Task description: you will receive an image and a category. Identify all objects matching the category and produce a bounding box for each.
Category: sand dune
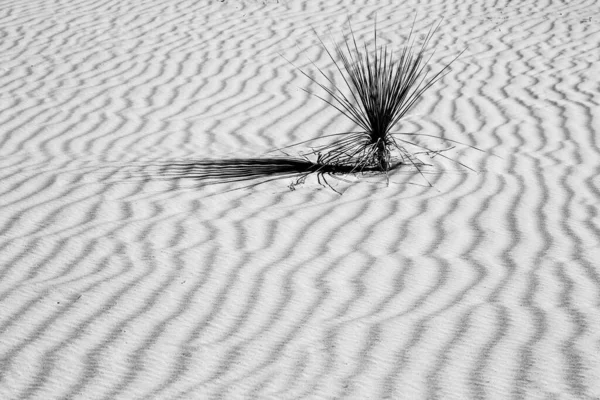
[1,0,600,399]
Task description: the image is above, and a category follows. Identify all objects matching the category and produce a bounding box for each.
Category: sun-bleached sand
[1,0,600,399]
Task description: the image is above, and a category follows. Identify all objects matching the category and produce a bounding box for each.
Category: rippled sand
[1,0,600,399]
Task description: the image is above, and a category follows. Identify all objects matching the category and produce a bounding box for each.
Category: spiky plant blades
[293,19,465,174]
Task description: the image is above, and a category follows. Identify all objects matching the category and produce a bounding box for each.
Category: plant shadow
[136,156,406,193]
[159,157,316,184]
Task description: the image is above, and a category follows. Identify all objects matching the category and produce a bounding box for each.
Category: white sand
[1,0,600,398]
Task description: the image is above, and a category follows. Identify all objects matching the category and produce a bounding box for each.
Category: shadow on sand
[150,156,403,192]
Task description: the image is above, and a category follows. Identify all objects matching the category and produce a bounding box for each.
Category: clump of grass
[159,19,484,195]
[279,18,479,185]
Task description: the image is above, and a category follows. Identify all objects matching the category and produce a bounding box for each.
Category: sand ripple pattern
[1,0,600,399]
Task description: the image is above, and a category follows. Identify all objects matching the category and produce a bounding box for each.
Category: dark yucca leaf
[291,19,465,173]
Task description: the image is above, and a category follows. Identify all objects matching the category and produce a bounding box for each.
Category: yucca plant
[177,20,482,194]
[282,19,475,179]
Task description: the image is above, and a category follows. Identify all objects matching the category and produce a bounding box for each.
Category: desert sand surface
[1,0,600,399]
